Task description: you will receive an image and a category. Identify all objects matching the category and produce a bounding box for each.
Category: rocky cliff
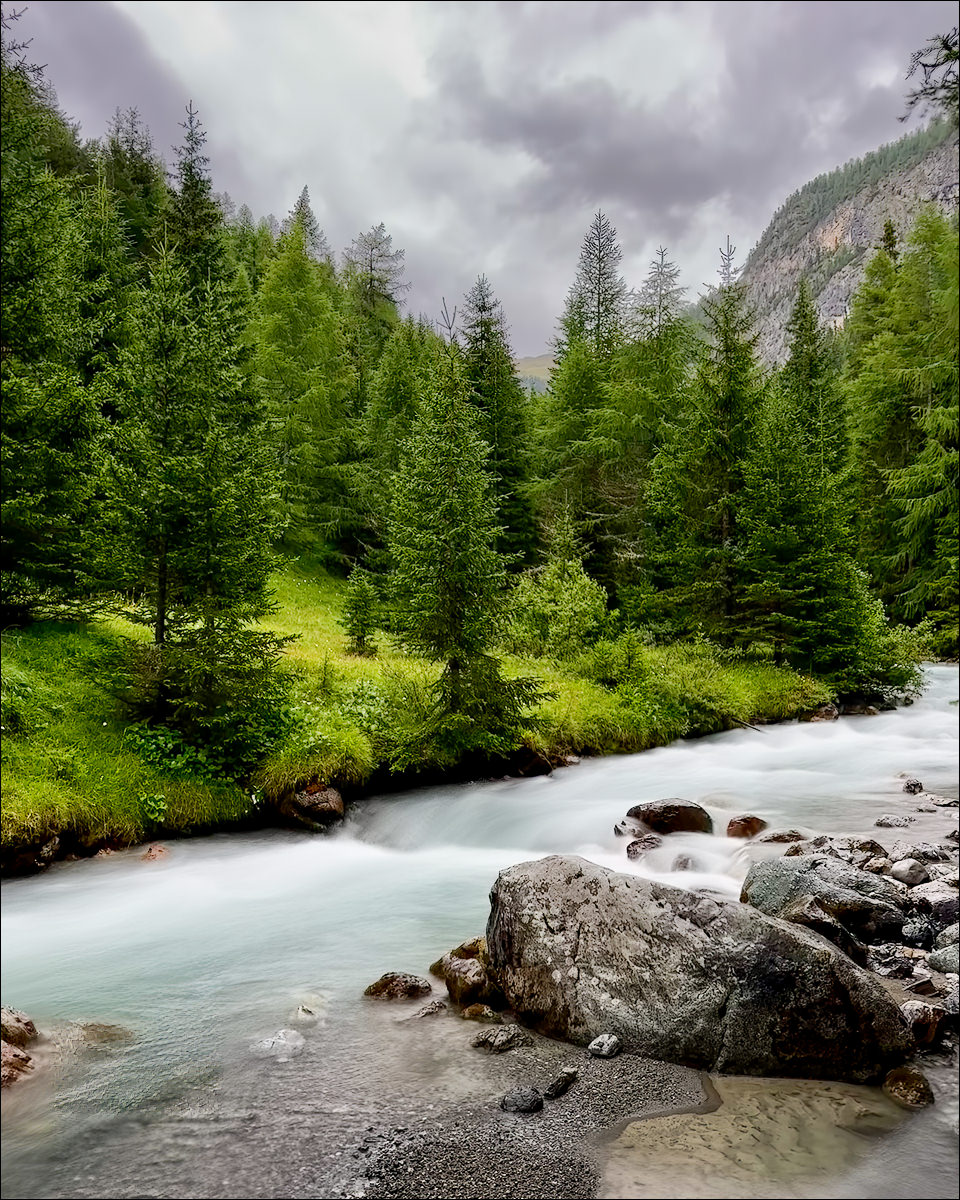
[741,121,959,364]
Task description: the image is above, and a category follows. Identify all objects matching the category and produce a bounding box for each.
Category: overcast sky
[15,0,957,354]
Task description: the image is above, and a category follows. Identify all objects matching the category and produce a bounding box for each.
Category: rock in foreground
[363,972,432,1001]
[485,856,912,1083]
[1,1008,39,1089]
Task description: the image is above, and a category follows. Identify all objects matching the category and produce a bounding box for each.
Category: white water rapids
[1,664,957,1199]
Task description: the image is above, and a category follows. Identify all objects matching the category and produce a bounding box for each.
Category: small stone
[754,829,807,844]
[500,1087,543,1113]
[407,999,447,1020]
[251,1028,306,1061]
[291,1005,319,1026]
[926,794,958,808]
[140,844,168,861]
[461,1004,501,1023]
[900,1000,943,1045]
[472,1024,530,1053]
[587,1033,622,1058]
[363,973,432,1001]
[626,834,661,860]
[875,815,914,829]
[863,856,891,874]
[928,944,960,975]
[890,859,930,887]
[726,815,768,839]
[543,1066,578,1100]
[672,854,695,871]
[902,778,924,795]
[882,1065,935,1110]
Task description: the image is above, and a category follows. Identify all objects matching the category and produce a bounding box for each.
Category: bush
[342,569,378,655]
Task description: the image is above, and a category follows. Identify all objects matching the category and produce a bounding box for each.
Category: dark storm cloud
[13,1,959,352]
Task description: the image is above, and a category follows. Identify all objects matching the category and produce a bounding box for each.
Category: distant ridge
[741,120,959,363]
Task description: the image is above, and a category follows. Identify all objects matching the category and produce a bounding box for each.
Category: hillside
[516,353,553,392]
[741,120,959,363]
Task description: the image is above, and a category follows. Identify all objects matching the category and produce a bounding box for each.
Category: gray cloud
[16,0,959,353]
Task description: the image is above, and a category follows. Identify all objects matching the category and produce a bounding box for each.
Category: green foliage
[342,569,378,655]
[505,512,609,657]
[557,210,626,360]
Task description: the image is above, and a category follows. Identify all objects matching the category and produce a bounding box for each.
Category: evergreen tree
[388,340,539,755]
[1,29,102,620]
[75,169,136,385]
[780,278,844,476]
[227,204,277,294]
[557,210,626,361]
[283,185,331,263]
[169,103,227,292]
[251,214,349,540]
[102,107,168,266]
[460,276,536,564]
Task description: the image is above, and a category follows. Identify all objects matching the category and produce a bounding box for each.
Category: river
[2,664,957,1199]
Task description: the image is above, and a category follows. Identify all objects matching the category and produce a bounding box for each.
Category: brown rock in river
[1,1008,38,1050]
[362,972,432,1000]
[882,1065,935,1110]
[278,785,344,830]
[727,815,768,839]
[625,798,713,835]
[140,844,168,861]
[1,1040,34,1089]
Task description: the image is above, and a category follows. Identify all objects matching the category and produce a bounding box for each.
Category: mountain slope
[741,121,959,363]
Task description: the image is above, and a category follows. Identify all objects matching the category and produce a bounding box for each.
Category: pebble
[587,1033,621,1058]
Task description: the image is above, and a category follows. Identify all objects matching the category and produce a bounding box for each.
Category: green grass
[1,555,831,856]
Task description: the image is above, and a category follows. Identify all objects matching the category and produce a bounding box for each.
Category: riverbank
[1,554,836,874]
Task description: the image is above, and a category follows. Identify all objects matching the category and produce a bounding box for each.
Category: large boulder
[625,798,713,835]
[741,855,905,941]
[485,855,911,1083]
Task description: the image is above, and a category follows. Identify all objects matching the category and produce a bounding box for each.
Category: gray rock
[500,1087,543,1113]
[890,858,930,887]
[900,1000,943,1045]
[778,894,867,963]
[252,1028,305,1061]
[925,793,958,808]
[901,918,938,949]
[671,854,696,872]
[909,881,960,928]
[471,1023,530,1054]
[485,855,912,1082]
[882,1065,935,1110]
[430,937,501,1007]
[741,854,906,941]
[875,815,915,829]
[363,972,433,1001]
[587,1033,622,1058]
[408,999,447,1020]
[928,944,960,975]
[625,798,713,835]
[543,1066,578,1099]
[863,857,892,874]
[901,778,924,795]
[935,922,959,949]
[754,829,807,844]
[889,841,950,863]
[799,703,839,722]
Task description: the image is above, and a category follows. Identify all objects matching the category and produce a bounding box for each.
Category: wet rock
[251,1028,305,1062]
[1,1041,34,1089]
[889,841,950,863]
[543,1066,578,1099]
[291,1004,319,1026]
[486,856,912,1082]
[587,1033,622,1058]
[890,858,930,887]
[902,778,924,795]
[909,881,960,928]
[625,798,713,836]
[614,820,644,838]
[755,829,807,844]
[882,1065,935,1110]
[472,1024,530,1053]
[875,815,914,829]
[511,747,552,778]
[671,854,697,872]
[1,1008,38,1050]
[277,784,344,831]
[741,855,906,942]
[726,815,768,839]
[779,894,867,964]
[363,972,432,1001]
[901,918,938,949]
[928,944,960,975]
[626,834,661,860]
[841,702,880,716]
[900,1000,943,1046]
[140,843,168,861]
[500,1087,543,1113]
[461,1004,501,1023]
[407,999,447,1020]
[926,793,958,808]
[935,922,959,949]
[799,703,839,722]
[431,938,500,1007]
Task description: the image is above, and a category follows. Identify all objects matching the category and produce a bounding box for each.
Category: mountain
[741,121,959,363]
[515,353,553,393]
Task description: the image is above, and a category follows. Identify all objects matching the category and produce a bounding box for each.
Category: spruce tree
[461,275,536,564]
[388,340,539,757]
[557,210,626,361]
[169,102,227,291]
[780,279,844,476]
[102,107,168,268]
[283,185,331,264]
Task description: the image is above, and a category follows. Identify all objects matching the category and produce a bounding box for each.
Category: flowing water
[2,664,958,1199]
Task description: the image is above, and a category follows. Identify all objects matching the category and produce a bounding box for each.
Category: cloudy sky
[16,0,957,353]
